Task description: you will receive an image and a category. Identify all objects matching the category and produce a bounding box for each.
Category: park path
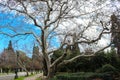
[24,73,43,80]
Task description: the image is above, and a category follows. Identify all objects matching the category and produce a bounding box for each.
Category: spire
[32,45,39,60]
[8,40,13,50]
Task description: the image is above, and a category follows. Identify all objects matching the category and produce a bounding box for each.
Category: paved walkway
[24,73,43,80]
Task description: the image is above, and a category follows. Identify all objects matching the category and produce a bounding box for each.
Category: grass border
[15,74,36,80]
[35,77,41,80]
[14,76,25,80]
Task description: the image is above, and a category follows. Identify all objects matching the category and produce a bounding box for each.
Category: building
[0,41,17,70]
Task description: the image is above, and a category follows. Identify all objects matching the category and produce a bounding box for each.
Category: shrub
[51,72,99,80]
[101,64,117,73]
[95,64,118,80]
[50,71,119,80]
[89,73,114,80]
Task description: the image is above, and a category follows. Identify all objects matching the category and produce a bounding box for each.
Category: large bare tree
[0,0,118,79]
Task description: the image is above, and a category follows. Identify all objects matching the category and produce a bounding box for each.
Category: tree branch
[50,51,67,68]
[77,28,104,44]
[46,1,68,27]
[58,43,111,67]
[0,32,32,38]
[5,3,43,30]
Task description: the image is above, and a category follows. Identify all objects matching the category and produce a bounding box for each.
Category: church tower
[32,44,39,60]
[8,40,13,51]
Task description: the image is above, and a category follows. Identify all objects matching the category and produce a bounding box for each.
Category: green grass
[0,73,13,76]
[0,73,6,75]
[35,77,41,80]
[15,73,38,80]
[15,76,25,80]
[15,74,34,80]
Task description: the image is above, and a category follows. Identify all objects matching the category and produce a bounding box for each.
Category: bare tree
[0,0,117,79]
[111,13,120,56]
[16,50,31,76]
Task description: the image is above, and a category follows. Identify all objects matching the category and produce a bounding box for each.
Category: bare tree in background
[0,0,117,79]
[111,13,120,56]
[16,50,31,76]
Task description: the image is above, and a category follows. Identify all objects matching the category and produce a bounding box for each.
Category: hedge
[50,72,115,80]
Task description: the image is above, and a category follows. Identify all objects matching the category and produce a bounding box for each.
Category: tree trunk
[42,68,54,80]
[43,57,48,76]
[42,65,57,80]
[117,43,120,57]
[26,71,29,76]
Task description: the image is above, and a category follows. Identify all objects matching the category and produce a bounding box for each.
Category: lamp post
[14,51,19,79]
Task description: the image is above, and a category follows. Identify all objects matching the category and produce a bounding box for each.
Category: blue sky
[0,12,36,54]
[0,12,60,55]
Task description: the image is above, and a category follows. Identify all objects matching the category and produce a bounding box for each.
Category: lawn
[36,77,42,80]
[15,76,25,80]
[15,74,35,80]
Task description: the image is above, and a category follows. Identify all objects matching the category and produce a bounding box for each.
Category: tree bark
[43,57,48,76]
[26,71,29,76]
[44,67,55,80]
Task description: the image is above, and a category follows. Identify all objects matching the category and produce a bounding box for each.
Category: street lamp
[14,51,19,79]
